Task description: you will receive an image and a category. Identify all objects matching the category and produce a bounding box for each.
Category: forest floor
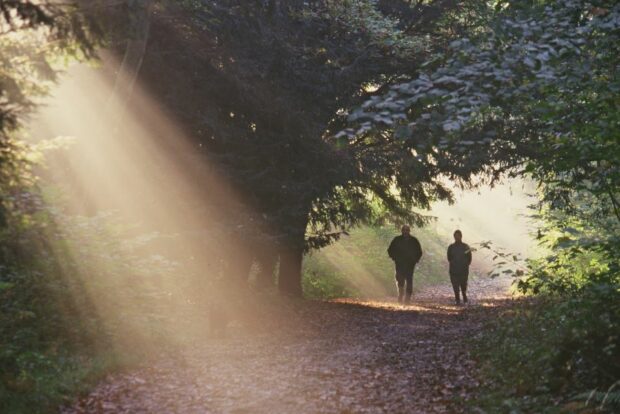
[61,276,514,414]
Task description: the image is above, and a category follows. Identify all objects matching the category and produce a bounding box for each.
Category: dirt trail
[63,276,514,413]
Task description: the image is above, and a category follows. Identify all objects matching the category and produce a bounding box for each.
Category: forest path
[63,276,513,414]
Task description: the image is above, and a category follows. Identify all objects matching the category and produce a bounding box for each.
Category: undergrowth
[471,286,620,413]
[0,208,186,413]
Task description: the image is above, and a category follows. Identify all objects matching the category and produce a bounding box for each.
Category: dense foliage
[342,0,620,408]
[132,0,489,294]
[1,0,619,411]
[0,0,99,227]
[0,2,133,411]
[339,0,620,408]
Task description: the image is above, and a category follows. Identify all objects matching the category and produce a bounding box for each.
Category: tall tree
[135,0,478,295]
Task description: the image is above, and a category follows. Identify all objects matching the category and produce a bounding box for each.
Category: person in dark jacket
[387,225,423,304]
[447,229,472,305]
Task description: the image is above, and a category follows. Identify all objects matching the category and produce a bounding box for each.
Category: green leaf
[0,282,15,290]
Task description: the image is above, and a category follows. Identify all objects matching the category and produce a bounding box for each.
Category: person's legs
[450,273,461,304]
[395,272,405,303]
[404,273,413,304]
[461,273,469,303]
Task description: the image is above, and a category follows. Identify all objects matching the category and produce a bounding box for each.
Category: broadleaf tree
[134,0,484,295]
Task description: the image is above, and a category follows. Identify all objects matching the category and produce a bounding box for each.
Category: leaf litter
[62,276,512,413]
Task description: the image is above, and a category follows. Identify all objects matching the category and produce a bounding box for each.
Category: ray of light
[309,180,538,299]
[27,56,260,349]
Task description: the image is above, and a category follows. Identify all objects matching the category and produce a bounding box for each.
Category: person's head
[453,229,463,242]
[401,225,411,236]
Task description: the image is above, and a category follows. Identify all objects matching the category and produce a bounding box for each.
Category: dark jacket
[388,235,423,273]
[447,242,472,276]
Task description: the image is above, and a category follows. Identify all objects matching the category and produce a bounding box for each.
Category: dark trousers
[450,272,468,303]
[395,269,414,302]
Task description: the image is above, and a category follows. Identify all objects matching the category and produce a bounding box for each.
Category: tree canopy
[1,1,620,410]
[341,0,620,266]
[338,0,620,390]
[130,0,485,294]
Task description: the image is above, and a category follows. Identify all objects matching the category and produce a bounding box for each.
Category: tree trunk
[277,219,308,296]
[278,243,304,296]
[275,207,310,297]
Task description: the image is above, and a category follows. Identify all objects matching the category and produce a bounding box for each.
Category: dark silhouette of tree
[133,0,476,295]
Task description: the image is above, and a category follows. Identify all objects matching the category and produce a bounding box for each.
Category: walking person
[388,225,422,304]
[447,229,472,305]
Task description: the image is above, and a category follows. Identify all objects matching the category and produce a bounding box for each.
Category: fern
[576,381,620,410]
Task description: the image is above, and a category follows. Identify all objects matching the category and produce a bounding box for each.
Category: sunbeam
[26,57,264,351]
